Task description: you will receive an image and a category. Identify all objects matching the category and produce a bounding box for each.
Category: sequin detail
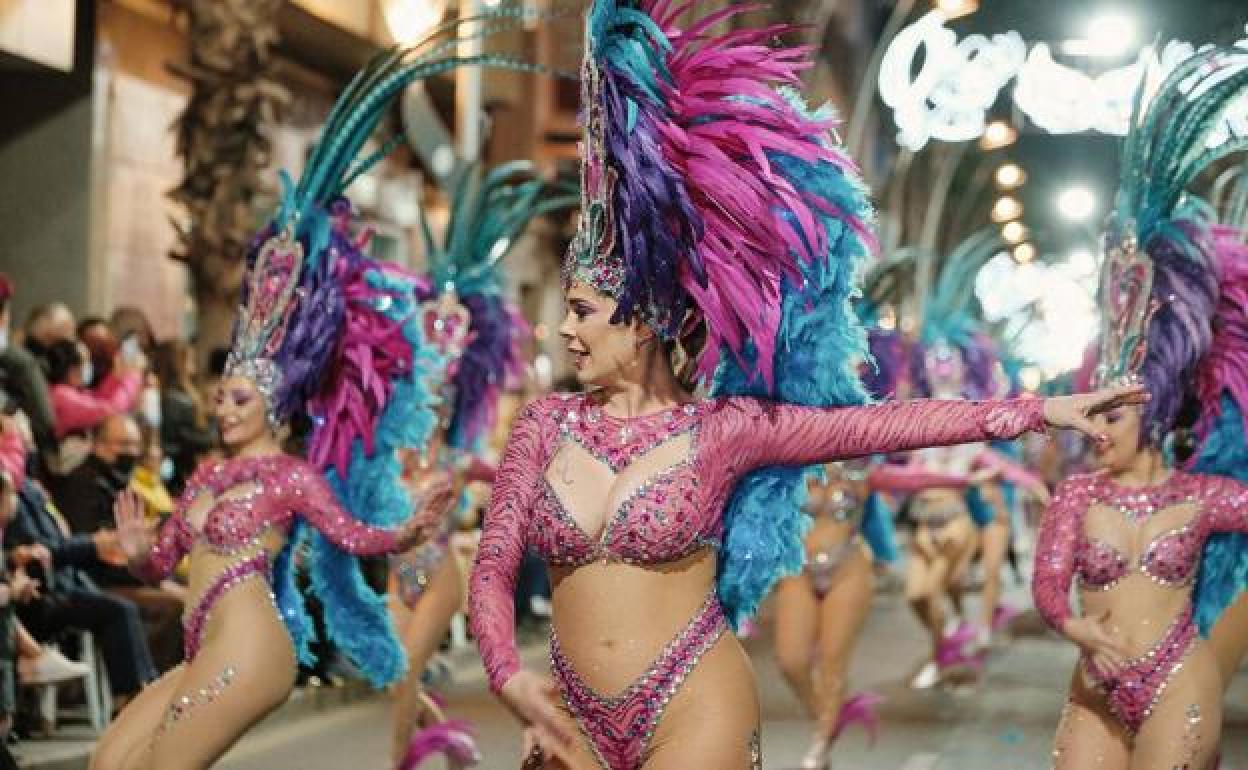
[390,529,451,608]
[159,665,237,733]
[183,553,272,661]
[1083,606,1196,734]
[551,594,727,770]
[805,540,859,599]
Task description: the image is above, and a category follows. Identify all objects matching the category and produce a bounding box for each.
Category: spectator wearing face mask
[47,414,184,670]
[21,303,75,367]
[151,340,214,495]
[129,423,174,520]
[44,338,142,440]
[0,277,55,462]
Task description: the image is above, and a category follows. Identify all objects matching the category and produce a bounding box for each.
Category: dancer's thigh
[1130,644,1222,770]
[645,635,760,770]
[773,575,819,675]
[817,549,873,669]
[1207,592,1248,685]
[147,585,297,770]
[89,666,184,770]
[979,520,1009,574]
[905,541,942,601]
[400,555,463,665]
[1052,669,1129,770]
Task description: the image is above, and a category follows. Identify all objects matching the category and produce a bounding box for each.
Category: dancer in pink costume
[391,163,572,770]
[774,458,969,769]
[1033,47,1248,770]
[468,4,1145,769]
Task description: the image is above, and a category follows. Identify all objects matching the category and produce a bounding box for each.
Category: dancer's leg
[1128,645,1222,770]
[88,666,183,770]
[391,554,464,763]
[1051,670,1129,770]
[773,574,820,716]
[905,533,947,656]
[1207,592,1248,685]
[978,519,1010,632]
[813,548,873,733]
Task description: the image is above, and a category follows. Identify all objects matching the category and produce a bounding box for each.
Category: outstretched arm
[716,397,1047,474]
[468,403,547,695]
[867,462,971,493]
[1201,475,1248,534]
[292,466,408,556]
[1031,478,1088,633]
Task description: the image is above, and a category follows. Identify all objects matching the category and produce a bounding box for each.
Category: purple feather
[447,293,527,449]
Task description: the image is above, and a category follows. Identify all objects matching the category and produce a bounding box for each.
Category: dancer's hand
[1064,612,1129,676]
[502,671,578,762]
[398,470,455,550]
[1043,384,1150,446]
[113,489,153,565]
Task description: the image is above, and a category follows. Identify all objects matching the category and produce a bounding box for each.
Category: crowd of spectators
[0,274,222,764]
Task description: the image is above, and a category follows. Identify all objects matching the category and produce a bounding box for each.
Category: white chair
[31,631,112,734]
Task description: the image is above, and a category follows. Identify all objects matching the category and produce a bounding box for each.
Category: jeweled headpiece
[564,0,877,387]
[418,162,575,448]
[1093,47,1248,438]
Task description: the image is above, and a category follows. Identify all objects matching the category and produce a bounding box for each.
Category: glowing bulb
[992,196,1023,223]
[1085,12,1136,58]
[382,0,448,44]
[1057,186,1097,221]
[980,120,1018,150]
[1002,221,1028,244]
[934,0,978,19]
[1014,243,1037,263]
[995,163,1026,189]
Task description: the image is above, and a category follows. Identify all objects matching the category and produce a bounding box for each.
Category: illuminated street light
[980,120,1018,151]
[1057,186,1098,221]
[1014,243,1037,263]
[934,0,978,19]
[1002,221,1028,244]
[995,163,1027,189]
[992,196,1023,224]
[382,0,449,44]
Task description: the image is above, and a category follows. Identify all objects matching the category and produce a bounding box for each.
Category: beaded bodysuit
[470,392,1046,770]
[136,455,402,680]
[1032,471,1248,733]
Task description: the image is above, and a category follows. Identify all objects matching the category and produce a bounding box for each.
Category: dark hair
[44,339,84,386]
[208,347,231,378]
[664,318,707,391]
[76,316,108,338]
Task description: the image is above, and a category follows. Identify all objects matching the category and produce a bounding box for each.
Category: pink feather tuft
[832,691,886,746]
[398,719,481,770]
[1194,225,1248,443]
[637,0,873,387]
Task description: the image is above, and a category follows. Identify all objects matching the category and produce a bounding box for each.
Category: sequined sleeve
[133,515,186,583]
[975,448,1049,497]
[867,463,970,493]
[289,464,402,556]
[1200,475,1248,533]
[469,401,548,695]
[1031,477,1089,632]
[711,397,1047,473]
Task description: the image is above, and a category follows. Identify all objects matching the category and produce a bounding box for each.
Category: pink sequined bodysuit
[135,455,403,661]
[1032,471,1248,733]
[470,393,1046,770]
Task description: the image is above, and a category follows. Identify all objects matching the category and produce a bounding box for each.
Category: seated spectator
[6,477,155,710]
[130,424,174,519]
[0,277,55,462]
[77,317,120,391]
[47,414,182,670]
[21,303,75,369]
[109,306,157,361]
[0,417,24,492]
[44,339,142,440]
[152,340,214,494]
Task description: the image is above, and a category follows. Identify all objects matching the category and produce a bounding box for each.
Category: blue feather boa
[861,492,899,564]
[1191,396,1248,635]
[272,268,443,687]
[710,144,873,628]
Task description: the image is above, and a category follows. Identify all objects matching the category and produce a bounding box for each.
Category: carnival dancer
[87,28,536,769]
[1033,47,1248,770]
[468,3,1146,769]
[392,163,574,770]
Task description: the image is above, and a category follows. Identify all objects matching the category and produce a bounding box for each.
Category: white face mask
[140,388,162,427]
[0,327,8,352]
[80,362,94,387]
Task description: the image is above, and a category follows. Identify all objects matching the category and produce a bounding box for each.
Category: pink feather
[1194,225,1248,442]
[832,691,886,745]
[398,719,481,770]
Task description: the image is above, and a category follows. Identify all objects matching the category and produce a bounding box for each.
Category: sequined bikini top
[527,398,716,566]
[1075,472,1205,590]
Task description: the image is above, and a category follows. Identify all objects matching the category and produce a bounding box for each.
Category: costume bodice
[136,454,402,582]
[1033,471,1248,630]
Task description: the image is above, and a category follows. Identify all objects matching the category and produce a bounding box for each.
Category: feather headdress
[225,19,540,687]
[416,162,576,450]
[563,0,876,389]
